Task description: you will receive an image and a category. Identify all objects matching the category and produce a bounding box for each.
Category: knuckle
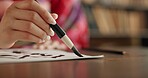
[25,22,33,31]
[42,9,49,20]
[41,32,46,39]
[29,11,37,20]
[26,0,34,8]
[42,9,47,15]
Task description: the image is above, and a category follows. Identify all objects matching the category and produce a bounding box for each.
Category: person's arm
[0,0,57,48]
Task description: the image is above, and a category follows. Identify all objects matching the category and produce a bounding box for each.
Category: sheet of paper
[0,49,104,63]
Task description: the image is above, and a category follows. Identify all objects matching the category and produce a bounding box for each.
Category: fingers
[14,0,56,24]
[0,0,59,48]
[11,8,53,36]
[11,1,57,36]
[11,30,43,43]
[11,20,47,40]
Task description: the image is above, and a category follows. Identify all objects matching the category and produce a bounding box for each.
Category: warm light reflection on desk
[0,47,148,78]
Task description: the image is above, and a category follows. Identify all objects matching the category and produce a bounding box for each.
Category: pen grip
[49,24,66,38]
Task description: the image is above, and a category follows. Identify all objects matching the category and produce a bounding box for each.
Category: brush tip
[71,46,83,57]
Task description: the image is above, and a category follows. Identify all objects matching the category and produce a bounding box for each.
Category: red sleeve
[50,0,73,26]
[49,0,89,49]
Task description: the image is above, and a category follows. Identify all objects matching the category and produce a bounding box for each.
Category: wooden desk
[0,47,148,78]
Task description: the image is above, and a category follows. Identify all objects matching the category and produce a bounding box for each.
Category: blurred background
[81,0,148,47]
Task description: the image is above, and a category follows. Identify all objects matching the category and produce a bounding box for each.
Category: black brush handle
[49,24,65,38]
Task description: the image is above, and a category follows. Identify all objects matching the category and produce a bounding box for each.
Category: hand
[33,39,67,50]
[0,0,58,48]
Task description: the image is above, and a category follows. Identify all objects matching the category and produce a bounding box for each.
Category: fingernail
[46,36,51,40]
[48,19,56,25]
[49,28,54,36]
[51,20,56,25]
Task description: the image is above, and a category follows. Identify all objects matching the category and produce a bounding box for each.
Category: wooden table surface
[0,47,148,78]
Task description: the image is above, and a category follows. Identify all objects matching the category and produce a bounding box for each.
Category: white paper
[0,49,104,63]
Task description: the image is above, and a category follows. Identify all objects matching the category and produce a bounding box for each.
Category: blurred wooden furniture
[82,0,148,47]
